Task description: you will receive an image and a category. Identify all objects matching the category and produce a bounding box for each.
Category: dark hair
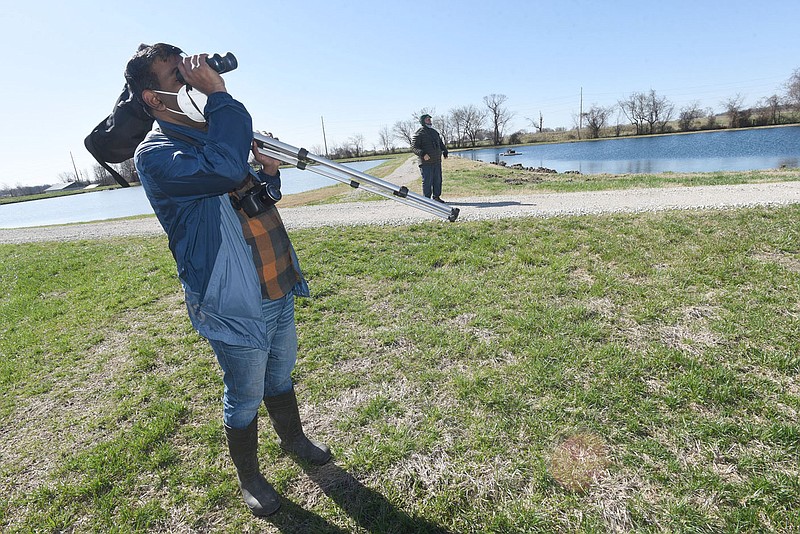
[124,43,183,99]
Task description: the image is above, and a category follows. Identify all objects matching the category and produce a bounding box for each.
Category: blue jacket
[134,92,308,350]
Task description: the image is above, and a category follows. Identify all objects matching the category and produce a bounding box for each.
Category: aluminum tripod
[253,132,460,222]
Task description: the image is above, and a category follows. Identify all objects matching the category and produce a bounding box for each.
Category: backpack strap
[84,132,130,188]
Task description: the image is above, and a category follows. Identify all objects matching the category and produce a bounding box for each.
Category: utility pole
[70,151,81,183]
[578,87,583,140]
[320,116,329,158]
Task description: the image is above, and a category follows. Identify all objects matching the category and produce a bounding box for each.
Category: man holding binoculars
[125,43,330,517]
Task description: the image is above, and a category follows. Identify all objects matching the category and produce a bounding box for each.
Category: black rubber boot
[224,417,281,516]
[264,388,332,465]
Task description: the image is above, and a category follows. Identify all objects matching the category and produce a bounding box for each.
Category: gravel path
[3,156,800,244]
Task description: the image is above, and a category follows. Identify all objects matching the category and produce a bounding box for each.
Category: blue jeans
[419,164,443,198]
[209,293,297,429]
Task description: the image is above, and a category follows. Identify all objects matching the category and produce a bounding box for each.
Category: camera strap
[158,125,258,212]
[228,174,260,209]
[157,126,202,148]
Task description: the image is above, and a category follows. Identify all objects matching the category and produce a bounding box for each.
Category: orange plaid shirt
[230,176,300,300]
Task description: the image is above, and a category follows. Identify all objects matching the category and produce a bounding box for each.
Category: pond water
[5,127,800,229]
[458,126,800,175]
[0,160,385,229]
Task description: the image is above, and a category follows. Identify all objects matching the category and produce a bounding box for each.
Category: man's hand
[252,140,281,176]
[178,54,227,95]
[423,154,431,161]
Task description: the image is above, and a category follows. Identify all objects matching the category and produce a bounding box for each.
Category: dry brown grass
[548,431,611,493]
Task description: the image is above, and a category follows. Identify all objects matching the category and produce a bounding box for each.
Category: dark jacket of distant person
[412,120,448,166]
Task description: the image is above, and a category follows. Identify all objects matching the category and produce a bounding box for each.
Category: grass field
[1,166,799,532]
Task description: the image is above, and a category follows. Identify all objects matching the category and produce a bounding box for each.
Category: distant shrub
[508,130,525,145]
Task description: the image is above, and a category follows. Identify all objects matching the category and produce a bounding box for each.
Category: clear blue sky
[2,0,799,188]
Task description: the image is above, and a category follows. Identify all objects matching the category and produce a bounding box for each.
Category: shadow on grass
[266,462,451,533]
[264,497,349,533]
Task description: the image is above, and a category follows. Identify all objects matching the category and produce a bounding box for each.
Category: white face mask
[154,85,208,123]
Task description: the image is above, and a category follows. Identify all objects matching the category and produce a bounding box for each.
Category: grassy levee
[1,166,799,532]
[296,154,800,205]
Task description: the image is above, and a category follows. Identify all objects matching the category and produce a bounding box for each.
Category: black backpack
[84,50,154,187]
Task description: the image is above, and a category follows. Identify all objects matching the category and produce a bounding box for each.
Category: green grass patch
[302,156,800,206]
[440,157,800,197]
[1,205,799,532]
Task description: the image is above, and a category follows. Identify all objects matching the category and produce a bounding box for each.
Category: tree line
[355,66,800,156]
[5,68,800,197]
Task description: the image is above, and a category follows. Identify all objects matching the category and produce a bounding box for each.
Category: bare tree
[738,108,753,128]
[377,126,392,153]
[348,134,364,157]
[4,182,49,197]
[646,90,674,134]
[784,68,800,111]
[619,90,673,134]
[394,108,438,148]
[722,94,745,128]
[582,105,612,138]
[451,104,486,147]
[448,107,466,148]
[483,94,514,145]
[619,92,649,134]
[328,142,347,159]
[678,101,704,131]
[414,108,436,121]
[613,111,624,137]
[119,160,139,183]
[526,111,544,132]
[756,95,782,125]
[91,160,137,186]
[705,108,718,129]
[571,112,583,135]
[508,130,525,144]
[433,115,453,147]
[93,164,117,186]
[392,119,416,147]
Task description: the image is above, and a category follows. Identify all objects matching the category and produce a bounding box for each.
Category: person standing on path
[125,43,330,517]
[412,114,448,202]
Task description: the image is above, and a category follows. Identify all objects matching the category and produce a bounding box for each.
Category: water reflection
[461,126,800,175]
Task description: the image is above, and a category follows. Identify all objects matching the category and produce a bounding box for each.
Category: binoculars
[176,52,238,84]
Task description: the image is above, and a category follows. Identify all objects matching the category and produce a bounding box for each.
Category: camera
[176,52,238,84]
[230,181,282,217]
